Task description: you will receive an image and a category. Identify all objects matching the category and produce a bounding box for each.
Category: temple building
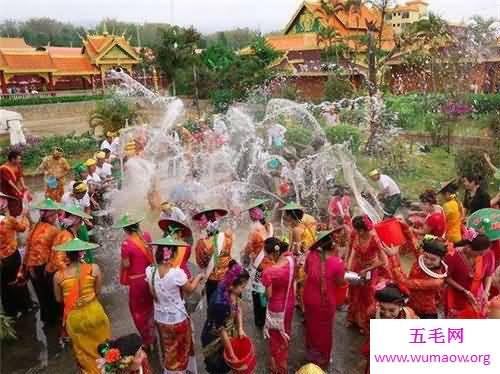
[242,0,397,99]
[0,29,161,95]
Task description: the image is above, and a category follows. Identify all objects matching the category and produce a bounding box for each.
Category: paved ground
[2,180,365,374]
[2,286,365,374]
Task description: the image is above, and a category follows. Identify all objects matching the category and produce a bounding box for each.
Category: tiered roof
[0,32,140,77]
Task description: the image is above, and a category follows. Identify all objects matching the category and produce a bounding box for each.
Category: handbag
[263,256,294,341]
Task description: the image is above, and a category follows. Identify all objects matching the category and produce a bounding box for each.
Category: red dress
[389,256,445,316]
[0,163,23,216]
[347,233,390,332]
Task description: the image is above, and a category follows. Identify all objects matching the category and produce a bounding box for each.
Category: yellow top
[442,199,463,243]
[59,271,97,308]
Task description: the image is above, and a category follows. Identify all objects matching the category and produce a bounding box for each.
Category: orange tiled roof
[267,33,320,51]
[0,51,56,72]
[0,37,31,49]
[389,5,421,12]
[46,47,83,56]
[51,56,98,75]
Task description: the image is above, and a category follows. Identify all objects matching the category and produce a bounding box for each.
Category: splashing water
[106,72,384,223]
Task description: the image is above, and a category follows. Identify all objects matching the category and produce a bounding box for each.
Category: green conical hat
[55,238,99,252]
[61,205,92,219]
[279,202,304,211]
[33,198,61,211]
[151,235,187,247]
[309,230,334,251]
[112,213,144,229]
[244,198,270,211]
[74,164,87,174]
[467,208,500,241]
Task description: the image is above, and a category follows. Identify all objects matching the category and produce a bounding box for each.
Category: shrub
[210,89,237,113]
[0,94,104,107]
[325,124,361,152]
[467,93,500,114]
[89,97,141,134]
[0,133,97,171]
[279,84,303,102]
[324,74,354,102]
[455,148,493,183]
[285,125,313,150]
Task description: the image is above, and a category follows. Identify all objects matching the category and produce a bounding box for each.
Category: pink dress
[121,232,154,346]
[262,255,295,374]
[304,250,345,367]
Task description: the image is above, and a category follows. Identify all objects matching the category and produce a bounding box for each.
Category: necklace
[418,255,448,279]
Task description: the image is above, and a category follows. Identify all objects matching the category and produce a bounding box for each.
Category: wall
[6,98,212,138]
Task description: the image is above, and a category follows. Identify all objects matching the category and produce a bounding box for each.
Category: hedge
[325,124,361,152]
[385,93,500,130]
[0,94,105,107]
[0,133,98,171]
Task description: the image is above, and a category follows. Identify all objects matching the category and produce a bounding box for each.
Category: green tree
[154,25,202,96]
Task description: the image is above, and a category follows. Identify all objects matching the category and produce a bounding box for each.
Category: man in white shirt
[95,152,113,180]
[62,182,91,214]
[100,132,119,157]
[368,169,401,218]
[84,159,102,185]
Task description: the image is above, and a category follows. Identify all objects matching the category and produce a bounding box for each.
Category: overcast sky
[0,0,499,33]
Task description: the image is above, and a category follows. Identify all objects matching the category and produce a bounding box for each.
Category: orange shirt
[45,229,73,273]
[244,222,271,258]
[195,231,233,281]
[24,222,59,267]
[0,216,29,259]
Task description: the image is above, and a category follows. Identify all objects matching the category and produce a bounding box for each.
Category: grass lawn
[355,147,456,200]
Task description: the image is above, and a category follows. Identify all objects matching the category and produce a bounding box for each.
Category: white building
[385,0,429,34]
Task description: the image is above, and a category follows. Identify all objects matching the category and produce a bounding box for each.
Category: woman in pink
[114,214,155,348]
[328,186,351,229]
[262,237,295,374]
[304,229,346,369]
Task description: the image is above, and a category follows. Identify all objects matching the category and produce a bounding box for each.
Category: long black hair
[284,209,304,222]
[124,223,141,234]
[264,237,289,256]
[66,250,82,263]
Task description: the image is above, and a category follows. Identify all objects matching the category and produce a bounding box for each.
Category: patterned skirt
[157,318,194,372]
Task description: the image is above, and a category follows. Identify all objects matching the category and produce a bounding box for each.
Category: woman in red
[384,236,448,318]
[347,215,389,334]
[262,237,295,374]
[303,229,346,369]
[412,189,447,239]
[445,228,495,318]
[0,150,28,217]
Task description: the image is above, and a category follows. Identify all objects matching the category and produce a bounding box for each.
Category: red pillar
[0,70,7,94]
[91,75,96,92]
[48,73,55,95]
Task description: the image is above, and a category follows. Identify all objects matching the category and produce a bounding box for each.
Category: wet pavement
[2,281,365,374]
[2,180,365,373]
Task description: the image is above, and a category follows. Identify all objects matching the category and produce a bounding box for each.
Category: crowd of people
[0,125,499,374]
